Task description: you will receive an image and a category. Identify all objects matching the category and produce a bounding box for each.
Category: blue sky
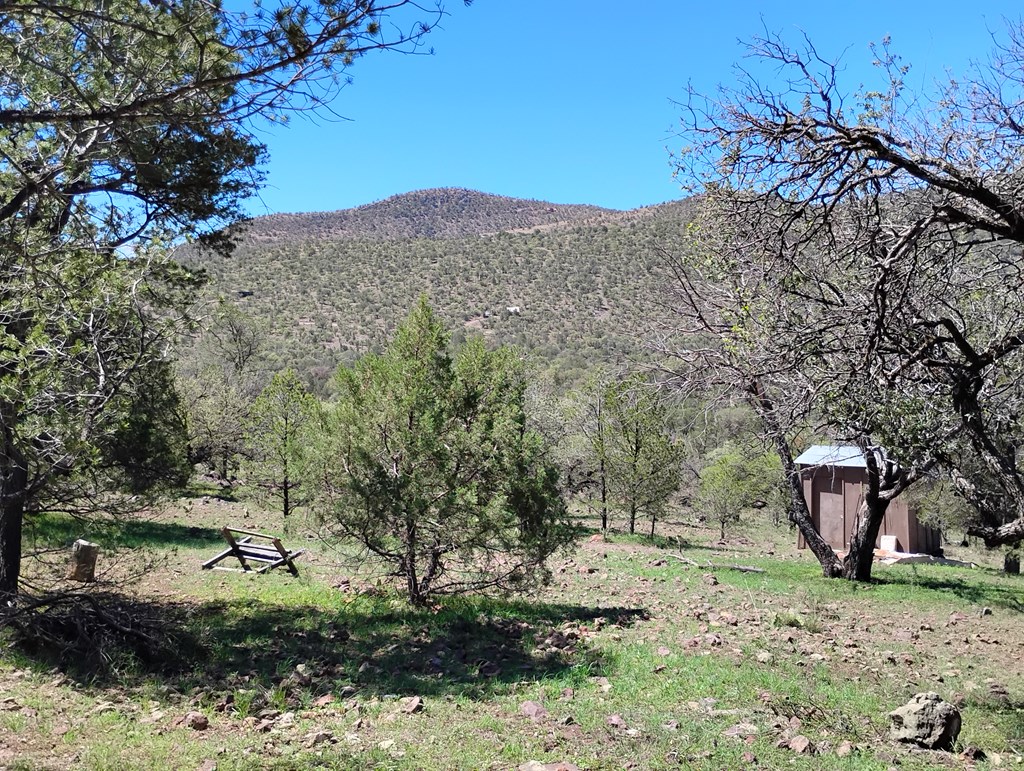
[246,1,1021,216]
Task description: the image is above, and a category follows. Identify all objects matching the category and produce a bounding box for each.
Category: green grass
[24,511,223,552]
[3,503,1023,769]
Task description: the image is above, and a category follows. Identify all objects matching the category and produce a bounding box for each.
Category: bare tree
[661,24,1024,579]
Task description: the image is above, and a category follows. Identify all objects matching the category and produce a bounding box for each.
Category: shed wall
[796,465,941,555]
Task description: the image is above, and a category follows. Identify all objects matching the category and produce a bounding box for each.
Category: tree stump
[66,539,99,582]
[1005,553,1020,575]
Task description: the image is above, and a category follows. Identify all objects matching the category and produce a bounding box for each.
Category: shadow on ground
[3,591,649,702]
[575,524,728,554]
[873,570,1024,613]
[24,514,222,552]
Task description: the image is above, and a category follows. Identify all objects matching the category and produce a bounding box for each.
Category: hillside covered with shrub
[180,188,695,386]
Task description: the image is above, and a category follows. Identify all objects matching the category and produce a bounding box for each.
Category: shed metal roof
[794,445,866,468]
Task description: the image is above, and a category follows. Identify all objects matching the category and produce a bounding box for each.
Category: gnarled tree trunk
[0,448,28,601]
[749,381,843,578]
[842,499,889,581]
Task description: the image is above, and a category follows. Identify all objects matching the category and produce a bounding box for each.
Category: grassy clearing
[2,501,1023,769]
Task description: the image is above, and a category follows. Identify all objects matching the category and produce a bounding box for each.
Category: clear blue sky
[246,1,1021,216]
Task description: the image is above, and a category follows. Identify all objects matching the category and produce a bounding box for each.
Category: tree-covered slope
[181,191,696,386]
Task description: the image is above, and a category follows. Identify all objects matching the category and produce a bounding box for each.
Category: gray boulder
[888,692,961,750]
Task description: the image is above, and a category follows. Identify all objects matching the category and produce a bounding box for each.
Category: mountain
[233,188,617,242]
[180,189,697,387]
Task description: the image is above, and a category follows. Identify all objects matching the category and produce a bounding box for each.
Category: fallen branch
[1,590,196,675]
[665,554,765,574]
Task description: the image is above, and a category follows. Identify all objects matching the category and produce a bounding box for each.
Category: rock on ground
[888,692,961,750]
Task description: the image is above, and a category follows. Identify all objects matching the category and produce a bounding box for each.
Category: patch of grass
[182,478,239,501]
[24,511,222,552]
[872,567,1024,613]
[773,610,823,633]
[4,497,1023,769]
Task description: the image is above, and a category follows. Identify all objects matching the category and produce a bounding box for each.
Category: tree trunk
[282,472,290,532]
[968,516,1024,548]
[842,498,889,581]
[649,513,656,539]
[0,458,28,601]
[1005,552,1020,575]
[599,457,607,531]
[748,381,842,577]
[404,514,423,605]
[628,502,636,535]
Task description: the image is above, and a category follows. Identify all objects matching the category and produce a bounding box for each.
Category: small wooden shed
[795,445,941,556]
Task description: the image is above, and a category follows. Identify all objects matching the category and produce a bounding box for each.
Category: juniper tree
[0,0,452,598]
[601,375,682,538]
[310,299,576,605]
[245,369,319,524]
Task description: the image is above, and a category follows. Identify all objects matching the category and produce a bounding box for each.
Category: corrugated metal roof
[794,445,866,468]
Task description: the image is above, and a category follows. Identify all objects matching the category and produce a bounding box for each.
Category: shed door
[817,471,846,549]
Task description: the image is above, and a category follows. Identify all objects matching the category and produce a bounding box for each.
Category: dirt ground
[2,496,1022,770]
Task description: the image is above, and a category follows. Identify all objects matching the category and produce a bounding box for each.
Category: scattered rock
[399,696,424,714]
[276,711,296,728]
[196,761,217,771]
[559,688,575,701]
[702,573,719,587]
[520,701,548,722]
[606,713,627,729]
[304,730,333,747]
[697,697,718,713]
[836,740,854,757]
[184,712,209,731]
[888,692,961,750]
[519,762,581,771]
[987,681,1011,702]
[312,694,335,708]
[960,746,987,761]
[788,735,814,754]
[755,651,774,664]
[722,722,758,740]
